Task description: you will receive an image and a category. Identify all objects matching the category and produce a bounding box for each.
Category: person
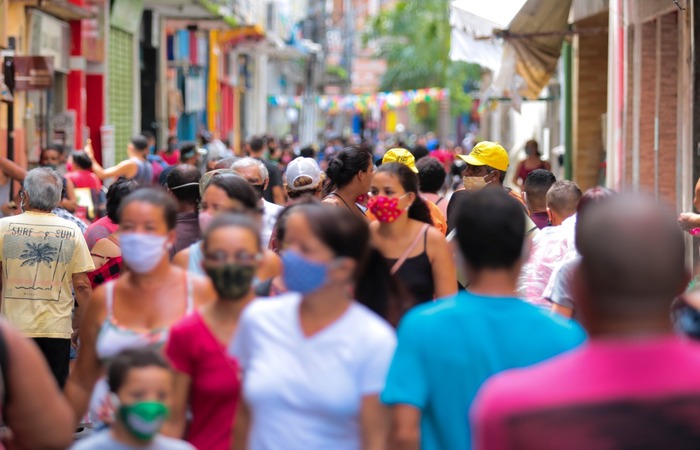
[143,130,167,184]
[471,194,695,450]
[173,173,281,283]
[322,145,374,221]
[65,188,215,425]
[0,319,75,449]
[229,204,397,450]
[512,139,551,189]
[522,169,556,229]
[164,214,260,450]
[72,347,194,450]
[158,142,205,186]
[0,168,94,388]
[86,135,154,185]
[543,187,616,318]
[283,157,323,202]
[66,151,105,223]
[246,136,284,205]
[231,157,283,249]
[84,180,139,250]
[518,181,582,307]
[381,189,586,450]
[41,145,79,213]
[166,165,202,258]
[160,135,180,166]
[214,157,238,170]
[0,156,26,218]
[416,157,448,218]
[369,162,456,305]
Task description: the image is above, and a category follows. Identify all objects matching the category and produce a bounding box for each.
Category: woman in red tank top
[513,140,551,189]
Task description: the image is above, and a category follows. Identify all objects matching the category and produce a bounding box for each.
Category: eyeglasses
[204,250,263,265]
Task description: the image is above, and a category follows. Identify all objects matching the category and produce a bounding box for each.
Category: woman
[513,140,551,189]
[173,173,281,282]
[322,145,374,220]
[164,214,261,450]
[230,204,397,450]
[369,163,457,305]
[64,187,215,424]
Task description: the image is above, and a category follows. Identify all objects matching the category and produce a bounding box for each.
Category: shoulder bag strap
[391,224,430,275]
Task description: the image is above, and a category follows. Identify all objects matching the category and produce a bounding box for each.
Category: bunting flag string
[268,88,449,113]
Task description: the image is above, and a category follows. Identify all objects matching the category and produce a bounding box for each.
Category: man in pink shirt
[472,194,700,450]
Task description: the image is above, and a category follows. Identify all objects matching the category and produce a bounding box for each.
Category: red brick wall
[657,12,679,205]
[625,26,635,187]
[638,20,657,193]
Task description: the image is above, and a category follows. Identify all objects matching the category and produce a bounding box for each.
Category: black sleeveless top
[386,228,435,305]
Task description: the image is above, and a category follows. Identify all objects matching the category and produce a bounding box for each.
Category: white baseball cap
[284,157,322,191]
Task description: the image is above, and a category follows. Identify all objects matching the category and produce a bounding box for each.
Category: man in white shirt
[231,157,283,248]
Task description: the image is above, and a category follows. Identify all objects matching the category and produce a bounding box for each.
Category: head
[199,173,261,233]
[284,157,323,201]
[231,157,269,201]
[166,135,178,152]
[107,347,171,442]
[416,157,446,194]
[524,139,540,157]
[577,186,616,216]
[523,169,557,214]
[21,168,62,212]
[179,142,201,166]
[574,194,688,336]
[39,145,63,168]
[546,180,582,226]
[142,130,156,150]
[72,151,93,171]
[411,144,430,161]
[370,162,433,225]
[202,213,262,301]
[458,141,510,189]
[324,145,374,195]
[166,165,201,208]
[106,180,139,224]
[270,197,321,253]
[214,156,239,170]
[452,189,527,278]
[128,135,150,156]
[382,148,419,174]
[247,137,265,156]
[299,146,316,159]
[118,188,178,274]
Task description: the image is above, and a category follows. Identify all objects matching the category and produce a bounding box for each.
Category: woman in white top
[229,204,397,450]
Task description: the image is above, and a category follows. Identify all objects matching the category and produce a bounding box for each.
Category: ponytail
[408,195,434,226]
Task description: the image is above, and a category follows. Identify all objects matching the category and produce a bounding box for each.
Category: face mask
[251,184,265,200]
[204,263,256,300]
[355,193,369,205]
[120,233,169,274]
[117,400,169,441]
[463,175,488,191]
[281,250,329,295]
[198,211,214,232]
[367,195,408,224]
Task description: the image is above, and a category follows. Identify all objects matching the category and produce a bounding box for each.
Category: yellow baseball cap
[456,141,509,172]
[383,148,418,173]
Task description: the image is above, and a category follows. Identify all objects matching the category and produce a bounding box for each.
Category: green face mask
[204,263,256,300]
[118,401,169,441]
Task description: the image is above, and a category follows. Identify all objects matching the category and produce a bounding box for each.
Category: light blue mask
[281,250,329,295]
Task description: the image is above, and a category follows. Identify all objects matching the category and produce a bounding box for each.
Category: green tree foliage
[365,0,482,119]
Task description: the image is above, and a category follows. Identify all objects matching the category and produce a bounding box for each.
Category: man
[519,180,582,307]
[166,165,202,258]
[284,157,323,202]
[201,130,231,171]
[86,135,153,185]
[246,136,284,205]
[472,195,695,450]
[382,189,585,450]
[143,130,167,183]
[522,169,556,229]
[40,146,78,213]
[158,142,204,186]
[0,168,94,388]
[231,157,283,248]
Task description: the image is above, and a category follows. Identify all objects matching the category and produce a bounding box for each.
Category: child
[72,347,194,450]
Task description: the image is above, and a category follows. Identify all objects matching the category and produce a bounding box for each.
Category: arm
[231,397,251,450]
[2,323,74,450]
[512,161,524,187]
[361,395,390,450]
[161,370,191,438]
[64,286,107,423]
[389,404,421,450]
[72,272,93,329]
[61,178,78,212]
[427,229,458,299]
[0,157,26,182]
[85,145,137,181]
[551,303,573,318]
[694,178,700,212]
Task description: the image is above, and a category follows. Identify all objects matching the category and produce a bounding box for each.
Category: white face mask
[120,233,169,274]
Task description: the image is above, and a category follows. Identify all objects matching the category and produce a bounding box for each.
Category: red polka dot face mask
[368,194,409,223]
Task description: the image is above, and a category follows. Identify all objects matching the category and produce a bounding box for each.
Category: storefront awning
[31,0,95,21]
[219,24,265,45]
[145,0,238,27]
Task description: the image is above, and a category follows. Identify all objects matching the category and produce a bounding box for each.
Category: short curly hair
[416,157,446,194]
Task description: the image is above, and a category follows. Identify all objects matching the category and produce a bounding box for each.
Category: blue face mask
[281,250,329,295]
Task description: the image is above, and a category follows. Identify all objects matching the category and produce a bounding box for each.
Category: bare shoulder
[321,196,342,207]
[92,237,120,258]
[187,271,216,306]
[172,247,191,269]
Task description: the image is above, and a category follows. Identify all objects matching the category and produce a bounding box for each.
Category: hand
[84,139,95,159]
[679,212,699,231]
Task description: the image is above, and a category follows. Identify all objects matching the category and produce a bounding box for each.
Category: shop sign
[14,56,54,91]
[28,10,70,73]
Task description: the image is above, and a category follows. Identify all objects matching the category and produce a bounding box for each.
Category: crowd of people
[0,131,695,450]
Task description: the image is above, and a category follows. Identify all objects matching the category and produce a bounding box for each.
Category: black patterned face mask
[204,263,256,300]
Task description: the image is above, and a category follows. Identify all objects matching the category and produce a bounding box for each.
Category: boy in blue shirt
[382,189,586,450]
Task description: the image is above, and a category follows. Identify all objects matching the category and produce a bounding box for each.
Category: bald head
[575,195,688,327]
[546,181,582,224]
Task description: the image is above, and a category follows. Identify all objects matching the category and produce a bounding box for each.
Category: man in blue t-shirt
[381,189,586,450]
